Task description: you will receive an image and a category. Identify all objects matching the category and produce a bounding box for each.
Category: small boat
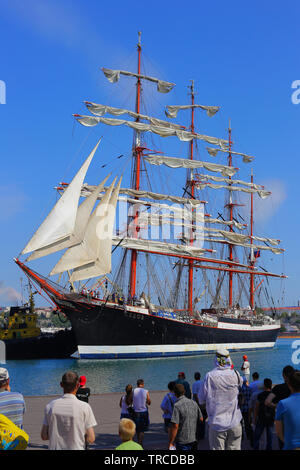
[0,302,76,360]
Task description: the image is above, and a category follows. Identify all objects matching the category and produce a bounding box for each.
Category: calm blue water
[1,339,299,396]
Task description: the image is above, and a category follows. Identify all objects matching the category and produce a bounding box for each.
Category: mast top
[138,31,142,47]
[188,79,195,97]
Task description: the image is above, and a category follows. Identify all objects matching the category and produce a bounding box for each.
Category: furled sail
[102,67,175,93]
[26,174,110,261]
[73,115,228,148]
[144,154,237,177]
[203,236,284,255]
[195,181,271,199]
[206,146,254,163]
[196,174,264,190]
[120,201,246,231]
[84,101,183,129]
[80,184,206,206]
[50,177,118,276]
[165,104,220,118]
[69,177,122,282]
[21,140,100,256]
[111,236,214,257]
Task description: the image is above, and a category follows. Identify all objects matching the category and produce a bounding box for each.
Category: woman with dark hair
[119,384,133,419]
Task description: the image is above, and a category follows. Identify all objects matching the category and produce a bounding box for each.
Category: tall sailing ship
[15,34,285,359]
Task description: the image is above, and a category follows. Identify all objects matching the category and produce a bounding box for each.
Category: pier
[22,391,278,450]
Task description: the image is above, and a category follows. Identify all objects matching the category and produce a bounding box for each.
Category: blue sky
[0,0,299,307]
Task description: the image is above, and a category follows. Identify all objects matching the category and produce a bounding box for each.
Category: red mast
[227,120,234,307]
[129,32,142,299]
[188,81,195,315]
[249,169,255,309]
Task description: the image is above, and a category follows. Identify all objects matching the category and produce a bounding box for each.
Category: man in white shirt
[241,355,250,381]
[41,371,97,450]
[202,347,243,450]
[132,379,151,447]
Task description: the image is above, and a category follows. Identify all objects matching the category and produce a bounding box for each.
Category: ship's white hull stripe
[217,322,279,331]
[76,342,276,358]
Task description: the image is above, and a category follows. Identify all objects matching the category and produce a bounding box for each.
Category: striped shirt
[0,391,26,428]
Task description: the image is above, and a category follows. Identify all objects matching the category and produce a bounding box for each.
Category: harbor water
[2,338,299,396]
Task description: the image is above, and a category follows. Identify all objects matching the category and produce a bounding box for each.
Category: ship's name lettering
[125,312,143,320]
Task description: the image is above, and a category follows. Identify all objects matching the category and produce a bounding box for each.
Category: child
[160,381,177,435]
[115,418,143,450]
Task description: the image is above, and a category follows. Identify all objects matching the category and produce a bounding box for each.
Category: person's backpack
[0,414,29,450]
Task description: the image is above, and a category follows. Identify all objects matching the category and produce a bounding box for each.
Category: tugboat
[0,305,41,342]
[0,289,77,360]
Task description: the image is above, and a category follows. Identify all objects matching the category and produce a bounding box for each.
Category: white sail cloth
[195,181,271,199]
[206,147,254,163]
[50,177,120,277]
[22,140,100,256]
[74,115,228,148]
[112,236,213,257]
[144,154,237,177]
[135,212,280,247]
[27,174,110,261]
[84,102,183,129]
[197,174,264,190]
[69,178,122,282]
[165,104,220,118]
[81,184,205,206]
[102,67,175,93]
[204,236,284,254]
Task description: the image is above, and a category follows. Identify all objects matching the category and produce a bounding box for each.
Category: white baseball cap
[0,368,9,382]
[216,347,230,357]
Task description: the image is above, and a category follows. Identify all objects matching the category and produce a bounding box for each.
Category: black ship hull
[3,329,77,360]
[54,296,280,359]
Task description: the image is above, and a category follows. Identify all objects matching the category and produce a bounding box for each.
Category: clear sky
[0,0,299,307]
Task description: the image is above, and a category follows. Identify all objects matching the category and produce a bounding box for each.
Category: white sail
[74,115,228,148]
[50,177,117,275]
[81,184,206,206]
[111,236,213,257]
[165,104,220,118]
[206,146,254,163]
[69,178,122,282]
[102,67,175,93]
[195,181,271,199]
[204,235,284,254]
[144,154,237,177]
[27,174,110,261]
[22,140,101,255]
[197,173,264,190]
[84,101,183,129]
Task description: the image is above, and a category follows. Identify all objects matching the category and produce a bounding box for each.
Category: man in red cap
[241,355,250,382]
[76,375,91,403]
